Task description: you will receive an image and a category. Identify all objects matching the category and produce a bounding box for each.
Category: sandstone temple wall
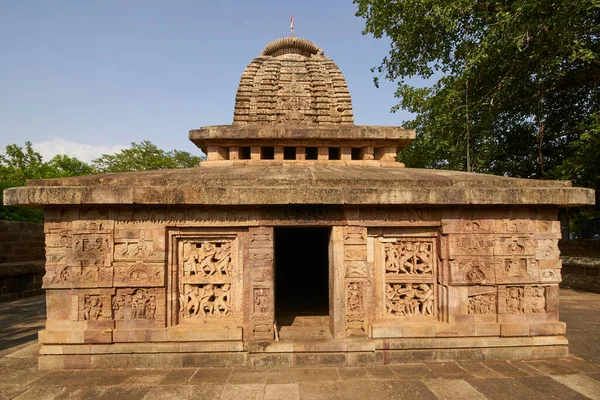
[0,220,45,302]
[38,205,564,351]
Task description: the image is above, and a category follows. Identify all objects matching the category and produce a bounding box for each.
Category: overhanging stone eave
[3,185,594,207]
[189,125,416,144]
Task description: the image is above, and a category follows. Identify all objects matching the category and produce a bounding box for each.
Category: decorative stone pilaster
[246,227,275,340]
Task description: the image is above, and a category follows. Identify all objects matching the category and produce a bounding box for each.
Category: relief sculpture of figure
[347,283,362,313]
[198,283,215,316]
[506,287,524,314]
[385,245,401,273]
[255,288,269,314]
[214,284,231,316]
[417,284,434,315]
[197,243,218,276]
[386,284,397,314]
[531,287,545,313]
[183,246,200,276]
[84,296,102,321]
[146,295,156,319]
[179,284,199,318]
[400,242,416,274]
[112,295,125,319]
[414,243,432,274]
[213,243,232,276]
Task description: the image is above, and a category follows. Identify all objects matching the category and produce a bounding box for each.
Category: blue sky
[0,0,415,162]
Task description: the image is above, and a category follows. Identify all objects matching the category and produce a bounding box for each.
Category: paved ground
[0,289,599,399]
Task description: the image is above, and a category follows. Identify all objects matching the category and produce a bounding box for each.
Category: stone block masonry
[0,220,45,302]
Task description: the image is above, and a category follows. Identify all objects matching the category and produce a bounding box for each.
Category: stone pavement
[1,289,599,400]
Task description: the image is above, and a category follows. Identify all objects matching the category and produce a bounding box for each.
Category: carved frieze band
[464,285,549,315]
[78,288,165,326]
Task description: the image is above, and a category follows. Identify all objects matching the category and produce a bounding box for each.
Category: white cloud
[32,137,126,163]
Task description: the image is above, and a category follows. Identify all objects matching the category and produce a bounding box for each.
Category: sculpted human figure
[400,242,416,274]
[146,295,156,319]
[531,287,545,313]
[386,284,396,314]
[197,243,217,276]
[415,243,432,274]
[255,288,269,313]
[506,287,523,313]
[112,295,125,319]
[396,284,418,315]
[417,284,434,315]
[85,296,102,320]
[183,246,200,276]
[214,243,232,276]
[385,245,401,273]
[199,283,215,316]
[347,283,362,312]
[214,284,231,316]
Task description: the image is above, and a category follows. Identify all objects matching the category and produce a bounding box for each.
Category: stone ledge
[189,125,416,142]
[4,185,594,207]
[36,341,569,370]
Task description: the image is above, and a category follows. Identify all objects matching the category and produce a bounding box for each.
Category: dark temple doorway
[274,227,330,322]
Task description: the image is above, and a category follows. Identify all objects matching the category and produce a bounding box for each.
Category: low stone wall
[559,240,600,293]
[0,220,45,302]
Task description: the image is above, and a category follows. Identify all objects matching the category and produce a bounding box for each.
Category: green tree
[47,154,95,177]
[355,0,600,233]
[1,140,203,223]
[92,141,203,173]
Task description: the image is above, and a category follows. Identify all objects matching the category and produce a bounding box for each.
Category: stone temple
[4,37,595,370]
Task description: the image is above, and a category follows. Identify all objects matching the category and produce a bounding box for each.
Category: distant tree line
[0,141,204,223]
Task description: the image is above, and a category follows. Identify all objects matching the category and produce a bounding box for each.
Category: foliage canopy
[355,0,600,233]
[0,141,203,223]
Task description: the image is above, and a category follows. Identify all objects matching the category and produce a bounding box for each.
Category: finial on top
[290,15,295,37]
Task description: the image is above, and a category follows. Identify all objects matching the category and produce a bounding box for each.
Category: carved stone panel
[493,258,539,284]
[178,239,237,322]
[385,283,435,318]
[44,222,115,288]
[536,239,560,260]
[113,262,164,287]
[179,283,231,319]
[80,294,112,321]
[384,240,434,277]
[498,285,547,314]
[449,258,495,285]
[493,237,535,257]
[112,288,158,321]
[346,282,366,335]
[468,293,497,314]
[344,227,368,278]
[449,236,494,257]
